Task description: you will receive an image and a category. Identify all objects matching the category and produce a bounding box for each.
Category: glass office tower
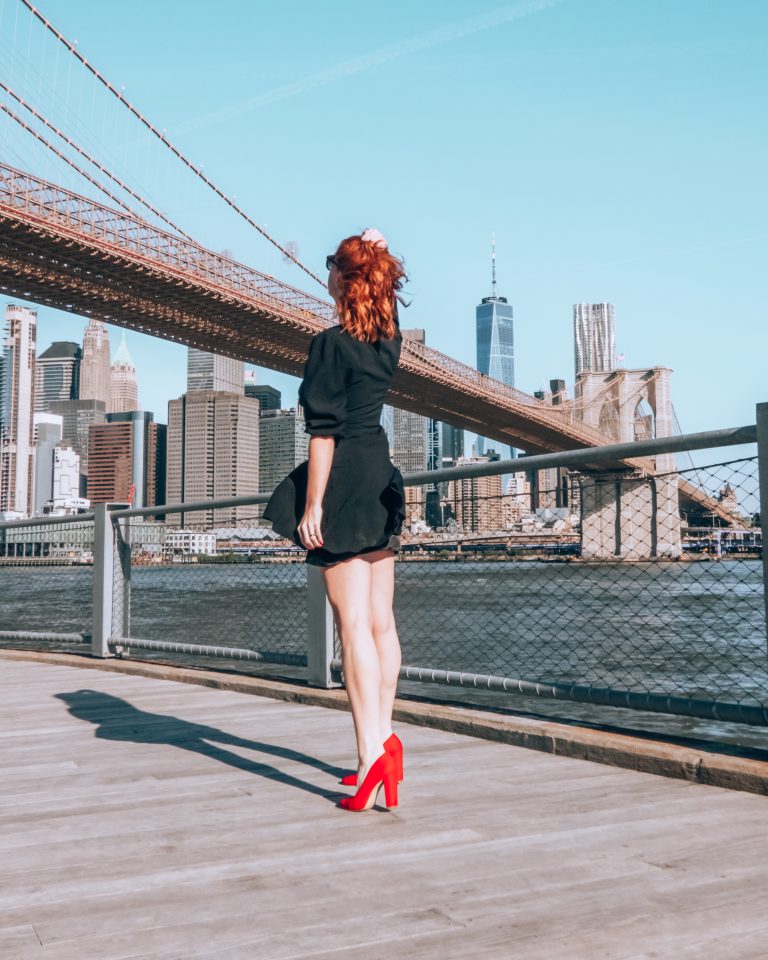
[475,295,515,461]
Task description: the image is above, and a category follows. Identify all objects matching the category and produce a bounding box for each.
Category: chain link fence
[1,425,766,737]
[0,518,94,652]
[118,507,308,678]
[387,457,765,714]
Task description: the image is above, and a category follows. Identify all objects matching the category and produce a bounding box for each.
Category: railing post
[112,517,132,643]
[91,503,114,658]
[306,565,340,688]
[757,402,768,651]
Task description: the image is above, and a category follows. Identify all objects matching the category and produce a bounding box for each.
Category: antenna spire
[491,232,497,297]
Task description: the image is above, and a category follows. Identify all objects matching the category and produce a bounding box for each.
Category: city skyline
[1,1,764,446]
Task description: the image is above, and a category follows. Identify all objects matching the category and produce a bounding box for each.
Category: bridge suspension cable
[16,0,326,289]
[0,80,197,243]
[0,99,150,219]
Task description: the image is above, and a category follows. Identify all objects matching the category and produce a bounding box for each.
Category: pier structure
[576,367,681,559]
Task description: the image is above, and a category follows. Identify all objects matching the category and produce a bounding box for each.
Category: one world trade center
[475,237,516,462]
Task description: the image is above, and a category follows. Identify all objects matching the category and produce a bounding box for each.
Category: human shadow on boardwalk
[55,689,349,803]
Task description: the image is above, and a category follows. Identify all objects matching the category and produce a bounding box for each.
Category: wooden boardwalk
[1,658,767,960]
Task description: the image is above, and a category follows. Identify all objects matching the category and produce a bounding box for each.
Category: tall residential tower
[573,302,616,377]
[0,304,37,515]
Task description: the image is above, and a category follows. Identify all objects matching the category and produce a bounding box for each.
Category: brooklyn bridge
[0,163,736,524]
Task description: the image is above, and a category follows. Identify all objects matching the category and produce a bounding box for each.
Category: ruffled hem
[262,458,405,557]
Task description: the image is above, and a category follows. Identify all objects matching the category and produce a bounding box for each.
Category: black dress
[262,316,406,566]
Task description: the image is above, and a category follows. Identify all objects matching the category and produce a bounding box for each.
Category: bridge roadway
[0,163,735,522]
[2,653,767,959]
[0,163,639,464]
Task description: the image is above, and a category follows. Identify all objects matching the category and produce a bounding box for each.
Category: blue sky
[2,0,766,459]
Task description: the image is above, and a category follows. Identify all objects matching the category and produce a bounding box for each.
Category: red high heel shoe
[339,751,398,812]
[340,732,403,786]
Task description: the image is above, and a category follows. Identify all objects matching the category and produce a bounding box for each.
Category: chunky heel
[394,748,403,782]
[339,752,398,812]
[383,775,398,808]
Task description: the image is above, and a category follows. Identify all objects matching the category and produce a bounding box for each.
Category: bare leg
[323,555,384,782]
[368,549,401,741]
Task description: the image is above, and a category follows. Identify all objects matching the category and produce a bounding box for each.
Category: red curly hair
[332,233,407,342]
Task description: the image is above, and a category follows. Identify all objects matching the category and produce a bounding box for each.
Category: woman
[263,228,408,813]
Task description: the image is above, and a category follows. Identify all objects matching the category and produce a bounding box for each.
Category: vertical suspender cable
[17,0,326,289]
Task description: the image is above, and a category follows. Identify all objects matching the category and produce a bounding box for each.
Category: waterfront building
[214,527,283,553]
[0,516,162,560]
[476,239,515,461]
[48,398,107,495]
[79,319,111,408]
[244,371,281,410]
[573,302,616,378]
[259,407,308,499]
[187,347,243,394]
[88,411,166,507]
[445,455,504,533]
[0,303,37,515]
[164,529,217,558]
[34,341,81,412]
[110,333,139,413]
[166,391,259,528]
[32,413,63,515]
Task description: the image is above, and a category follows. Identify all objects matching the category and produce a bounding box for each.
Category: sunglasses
[325,255,339,272]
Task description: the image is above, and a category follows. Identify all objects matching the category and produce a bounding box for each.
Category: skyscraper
[79,319,111,408]
[446,456,504,533]
[573,302,616,378]
[35,341,81,412]
[476,238,515,460]
[259,407,308,498]
[32,412,63,515]
[48,398,107,495]
[441,423,465,464]
[382,329,430,526]
[88,411,166,508]
[51,444,81,508]
[0,304,37,515]
[244,371,281,410]
[383,329,430,474]
[110,333,139,413]
[187,348,243,394]
[166,391,259,527]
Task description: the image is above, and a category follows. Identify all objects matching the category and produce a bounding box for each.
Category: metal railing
[1,403,766,728]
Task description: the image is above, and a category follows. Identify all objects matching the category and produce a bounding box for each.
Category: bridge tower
[575,367,681,559]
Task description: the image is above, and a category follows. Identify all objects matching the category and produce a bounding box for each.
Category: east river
[2,558,766,746]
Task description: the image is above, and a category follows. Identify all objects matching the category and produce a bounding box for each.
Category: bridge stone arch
[575,367,680,558]
[575,367,675,473]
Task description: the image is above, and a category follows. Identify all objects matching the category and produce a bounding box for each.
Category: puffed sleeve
[297,330,347,438]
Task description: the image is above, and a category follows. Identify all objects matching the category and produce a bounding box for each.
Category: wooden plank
[1,658,767,960]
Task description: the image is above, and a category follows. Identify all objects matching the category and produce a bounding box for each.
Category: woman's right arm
[296,331,348,550]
